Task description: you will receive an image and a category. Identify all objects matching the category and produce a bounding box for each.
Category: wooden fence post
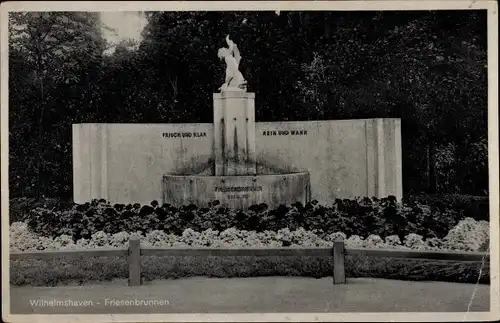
[128,235,141,286]
[333,240,346,284]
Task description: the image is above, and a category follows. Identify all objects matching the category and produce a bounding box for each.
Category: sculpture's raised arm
[233,44,242,66]
[226,35,234,50]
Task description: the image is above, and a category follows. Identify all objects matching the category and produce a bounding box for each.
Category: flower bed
[20,197,487,243]
[10,218,489,253]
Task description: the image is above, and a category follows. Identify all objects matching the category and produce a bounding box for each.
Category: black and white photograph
[1,1,498,322]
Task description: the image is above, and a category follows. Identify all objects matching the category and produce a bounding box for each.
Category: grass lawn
[9,276,489,314]
[10,254,489,286]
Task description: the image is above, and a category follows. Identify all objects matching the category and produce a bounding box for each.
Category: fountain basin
[163,172,310,209]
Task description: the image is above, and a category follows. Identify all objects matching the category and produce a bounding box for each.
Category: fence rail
[9,248,128,260]
[346,248,488,262]
[140,247,333,257]
[10,236,489,286]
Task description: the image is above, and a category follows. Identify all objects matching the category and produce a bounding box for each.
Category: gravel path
[9,277,489,314]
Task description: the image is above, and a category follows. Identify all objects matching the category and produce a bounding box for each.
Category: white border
[1,1,498,322]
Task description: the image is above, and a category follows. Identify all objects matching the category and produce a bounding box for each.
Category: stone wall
[72,123,214,204]
[255,119,402,205]
[72,118,402,206]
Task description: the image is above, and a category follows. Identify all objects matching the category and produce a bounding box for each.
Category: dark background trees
[8,10,489,199]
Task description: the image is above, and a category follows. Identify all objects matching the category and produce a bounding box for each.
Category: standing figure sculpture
[218,35,247,92]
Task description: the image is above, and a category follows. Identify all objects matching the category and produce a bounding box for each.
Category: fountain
[163,36,311,209]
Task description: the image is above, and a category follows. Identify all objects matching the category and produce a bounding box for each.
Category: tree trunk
[428,138,437,194]
[426,142,430,191]
[36,72,45,198]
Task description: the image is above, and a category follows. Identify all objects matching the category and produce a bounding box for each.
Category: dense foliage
[8,11,488,199]
[20,197,488,242]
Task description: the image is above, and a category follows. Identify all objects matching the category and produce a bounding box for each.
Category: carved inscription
[214,186,263,192]
[262,130,308,136]
[228,194,249,199]
[162,132,207,138]
[215,186,262,200]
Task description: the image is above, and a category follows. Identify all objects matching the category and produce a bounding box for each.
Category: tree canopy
[8,10,488,199]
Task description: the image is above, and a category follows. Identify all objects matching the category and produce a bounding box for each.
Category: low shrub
[403,194,489,221]
[9,197,72,224]
[20,196,482,241]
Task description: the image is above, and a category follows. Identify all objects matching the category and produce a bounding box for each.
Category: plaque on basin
[163,173,310,209]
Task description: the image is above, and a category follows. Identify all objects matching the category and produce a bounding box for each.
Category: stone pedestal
[213,91,256,176]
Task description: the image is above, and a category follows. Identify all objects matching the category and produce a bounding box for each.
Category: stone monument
[163,35,311,209]
[72,35,403,209]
